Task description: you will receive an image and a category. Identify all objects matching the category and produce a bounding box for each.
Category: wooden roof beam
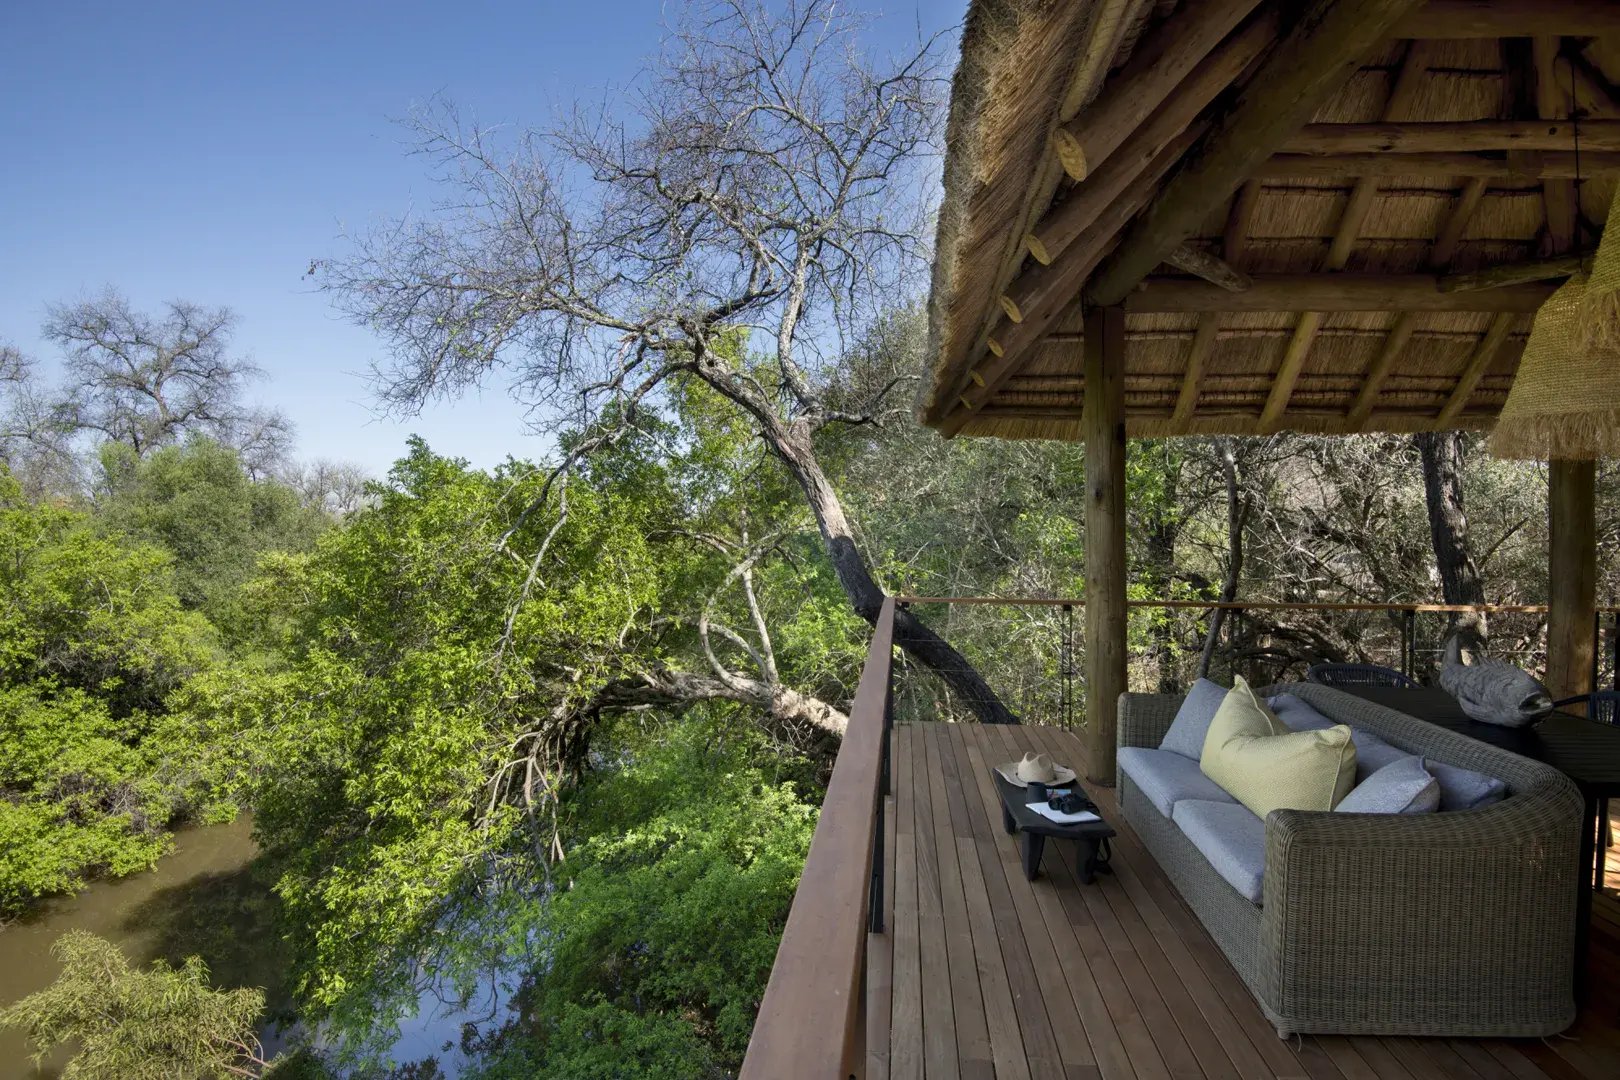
[1258,151,1620,178]
[1025,13,1275,268]
[1263,42,1431,431]
[1125,274,1554,312]
[1283,119,1620,154]
[1395,1,1620,40]
[1438,253,1585,292]
[1086,0,1426,309]
[1436,314,1516,427]
[1164,244,1251,292]
[1052,0,1265,181]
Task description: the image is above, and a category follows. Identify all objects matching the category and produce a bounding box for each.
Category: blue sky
[0,1,955,477]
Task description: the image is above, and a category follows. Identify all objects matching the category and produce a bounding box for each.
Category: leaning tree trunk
[766,416,1017,724]
[1145,450,1182,693]
[1415,431,1487,655]
[1199,439,1246,679]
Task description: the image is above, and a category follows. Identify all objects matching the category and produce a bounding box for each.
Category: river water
[0,818,515,1078]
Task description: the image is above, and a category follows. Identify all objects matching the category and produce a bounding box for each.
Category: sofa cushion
[1336,755,1441,814]
[1428,760,1508,811]
[1201,677,1358,818]
[1269,692,1336,733]
[1118,746,1238,818]
[1171,798,1267,904]
[1159,678,1229,759]
[1270,686,1510,810]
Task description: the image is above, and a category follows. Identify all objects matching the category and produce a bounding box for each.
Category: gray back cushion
[1160,678,1229,759]
[1336,755,1441,814]
[1271,691,1507,810]
[1119,746,1238,818]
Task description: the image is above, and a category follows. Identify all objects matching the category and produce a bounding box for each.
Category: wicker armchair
[1118,683,1580,1038]
[1304,662,1418,689]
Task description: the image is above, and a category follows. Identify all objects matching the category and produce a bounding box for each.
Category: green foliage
[95,437,328,638]
[474,716,817,1078]
[0,468,223,912]
[0,931,269,1080]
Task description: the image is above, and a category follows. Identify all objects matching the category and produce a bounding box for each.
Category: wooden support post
[1084,306,1127,785]
[1548,460,1598,700]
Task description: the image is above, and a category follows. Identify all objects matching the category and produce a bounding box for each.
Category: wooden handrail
[740,596,896,1080]
[898,596,1620,615]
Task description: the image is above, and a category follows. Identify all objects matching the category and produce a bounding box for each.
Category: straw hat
[995,752,1076,787]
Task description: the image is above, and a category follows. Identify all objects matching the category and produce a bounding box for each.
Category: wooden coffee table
[992,771,1116,883]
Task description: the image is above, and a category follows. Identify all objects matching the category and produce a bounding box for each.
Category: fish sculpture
[1438,635,1554,728]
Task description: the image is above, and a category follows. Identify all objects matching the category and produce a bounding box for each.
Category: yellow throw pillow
[1199,676,1357,820]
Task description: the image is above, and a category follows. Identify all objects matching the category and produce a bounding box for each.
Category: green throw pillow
[1199,676,1357,819]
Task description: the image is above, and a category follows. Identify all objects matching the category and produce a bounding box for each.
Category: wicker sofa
[1117,682,1582,1038]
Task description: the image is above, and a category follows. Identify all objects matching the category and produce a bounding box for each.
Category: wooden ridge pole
[1085,0,1428,310]
[1083,305,1127,785]
[1052,0,1265,181]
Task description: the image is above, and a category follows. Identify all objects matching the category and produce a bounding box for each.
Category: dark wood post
[1547,459,1597,700]
[1084,304,1127,784]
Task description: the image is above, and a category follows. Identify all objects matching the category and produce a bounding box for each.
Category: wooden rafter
[1395,1,1620,40]
[1052,0,1265,181]
[1264,42,1430,431]
[1174,317,1222,423]
[1124,274,1553,312]
[1282,119,1620,154]
[1439,253,1585,292]
[1165,244,1251,292]
[1346,314,1419,430]
[1086,0,1426,309]
[1258,150,1620,178]
[1435,313,1516,426]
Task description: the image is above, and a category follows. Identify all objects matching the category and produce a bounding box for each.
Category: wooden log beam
[1123,274,1554,312]
[1086,0,1425,309]
[1283,119,1620,155]
[1083,305,1126,785]
[1438,253,1586,292]
[1435,313,1516,426]
[1428,177,1489,269]
[1533,38,1580,254]
[938,129,1200,435]
[1347,313,1418,430]
[1164,244,1252,292]
[1256,150,1620,179]
[1396,1,1620,40]
[1265,43,1430,430]
[1053,0,1266,181]
[1174,317,1221,423]
[1026,14,1274,268]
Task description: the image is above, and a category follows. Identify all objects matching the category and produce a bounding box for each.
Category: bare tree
[289,458,375,516]
[0,342,82,495]
[43,290,292,469]
[323,0,1015,723]
[1415,430,1487,653]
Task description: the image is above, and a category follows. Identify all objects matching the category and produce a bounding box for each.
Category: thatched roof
[922,0,1620,441]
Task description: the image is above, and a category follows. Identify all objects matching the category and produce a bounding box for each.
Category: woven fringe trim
[1488,409,1620,460]
[1577,288,1620,352]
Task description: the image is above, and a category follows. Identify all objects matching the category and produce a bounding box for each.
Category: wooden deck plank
[866,723,1619,1080]
[949,724,1140,1080]
[953,724,1076,1080]
[924,722,994,1076]
[914,724,963,1080]
[1027,724,1328,1080]
[891,725,924,1080]
[945,724,1108,1080]
[967,725,1177,1080]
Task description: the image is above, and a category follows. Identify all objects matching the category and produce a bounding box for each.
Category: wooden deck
[867,721,1620,1080]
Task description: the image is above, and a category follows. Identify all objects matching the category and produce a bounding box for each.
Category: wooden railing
[739,596,896,1080]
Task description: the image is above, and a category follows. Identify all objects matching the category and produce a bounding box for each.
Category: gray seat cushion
[1159,678,1229,759]
[1118,745,1238,818]
[1171,798,1266,904]
[1336,755,1441,814]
